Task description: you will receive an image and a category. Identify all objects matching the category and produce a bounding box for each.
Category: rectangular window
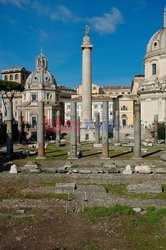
[32,94,37,101]
[152,64,157,75]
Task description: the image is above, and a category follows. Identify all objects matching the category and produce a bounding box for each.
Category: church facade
[140,8,166,127]
[18,52,63,138]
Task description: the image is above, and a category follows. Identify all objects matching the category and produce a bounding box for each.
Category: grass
[0,214,12,222]
[83,204,135,219]
[85,245,101,250]
[71,164,79,168]
[0,192,76,201]
[39,180,57,187]
[103,183,166,200]
[129,206,166,226]
[145,207,166,224]
[32,144,69,161]
[84,204,166,226]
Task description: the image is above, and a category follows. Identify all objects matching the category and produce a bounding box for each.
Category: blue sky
[0,0,165,88]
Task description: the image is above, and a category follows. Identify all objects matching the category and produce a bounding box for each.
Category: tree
[0,80,24,157]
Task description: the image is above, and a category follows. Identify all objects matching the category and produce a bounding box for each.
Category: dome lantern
[25,51,57,88]
[36,51,48,71]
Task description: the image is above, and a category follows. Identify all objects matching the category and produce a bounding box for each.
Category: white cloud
[51,5,75,22]
[88,7,123,34]
[39,29,48,42]
[31,2,80,23]
[31,1,50,15]
[0,0,29,8]
[0,1,123,35]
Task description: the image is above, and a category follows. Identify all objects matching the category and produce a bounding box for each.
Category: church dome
[145,8,166,58]
[146,28,166,54]
[26,51,57,87]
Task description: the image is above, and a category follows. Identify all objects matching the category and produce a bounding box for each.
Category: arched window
[10,75,13,80]
[121,105,128,111]
[152,64,157,75]
[4,75,8,81]
[15,74,18,80]
[32,116,37,128]
[121,114,128,127]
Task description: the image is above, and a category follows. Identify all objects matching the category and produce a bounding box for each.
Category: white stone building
[65,98,114,123]
[140,8,166,127]
[19,52,62,131]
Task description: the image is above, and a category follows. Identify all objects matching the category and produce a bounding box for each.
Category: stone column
[114,98,120,142]
[101,101,110,159]
[81,26,93,122]
[94,112,100,144]
[6,100,13,157]
[56,110,61,146]
[37,101,45,159]
[77,116,81,145]
[133,101,141,159]
[0,113,2,125]
[115,110,120,142]
[154,114,158,144]
[18,110,22,143]
[164,117,166,145]
[69,102,78,159]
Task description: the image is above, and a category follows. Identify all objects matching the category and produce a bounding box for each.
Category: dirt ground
[0,172,166,250]
[1,207,166,250]
[0,143,166,249]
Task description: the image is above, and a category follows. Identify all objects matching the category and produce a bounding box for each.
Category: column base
[101,156,110,160]
[132,156,142,160]
[36,156,46,160]
[68,156,79,160]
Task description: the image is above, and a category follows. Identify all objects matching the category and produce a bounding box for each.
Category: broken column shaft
[69,102,78,159]
[101,101,110,159]
[77,116,81,145]
[6,100,13,157]
[18,110,22,143]
[37,101,45,159]
[94,112,100,144]
[133,101,141,159]
[154,114,158,144]
[56,110,61,146]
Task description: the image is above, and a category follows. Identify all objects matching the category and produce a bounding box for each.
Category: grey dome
[25,52,57,87]
[145,8,166,58]
[146,28,166,54]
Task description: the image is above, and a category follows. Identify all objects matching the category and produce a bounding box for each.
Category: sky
[0,0,165,89]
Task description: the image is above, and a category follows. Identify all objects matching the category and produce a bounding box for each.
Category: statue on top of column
[85,25,90,36]
[83,25,91,46]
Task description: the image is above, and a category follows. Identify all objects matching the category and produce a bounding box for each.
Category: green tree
[0,80,24,157]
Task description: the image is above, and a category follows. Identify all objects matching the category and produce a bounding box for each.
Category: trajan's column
[81,25,93,141]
